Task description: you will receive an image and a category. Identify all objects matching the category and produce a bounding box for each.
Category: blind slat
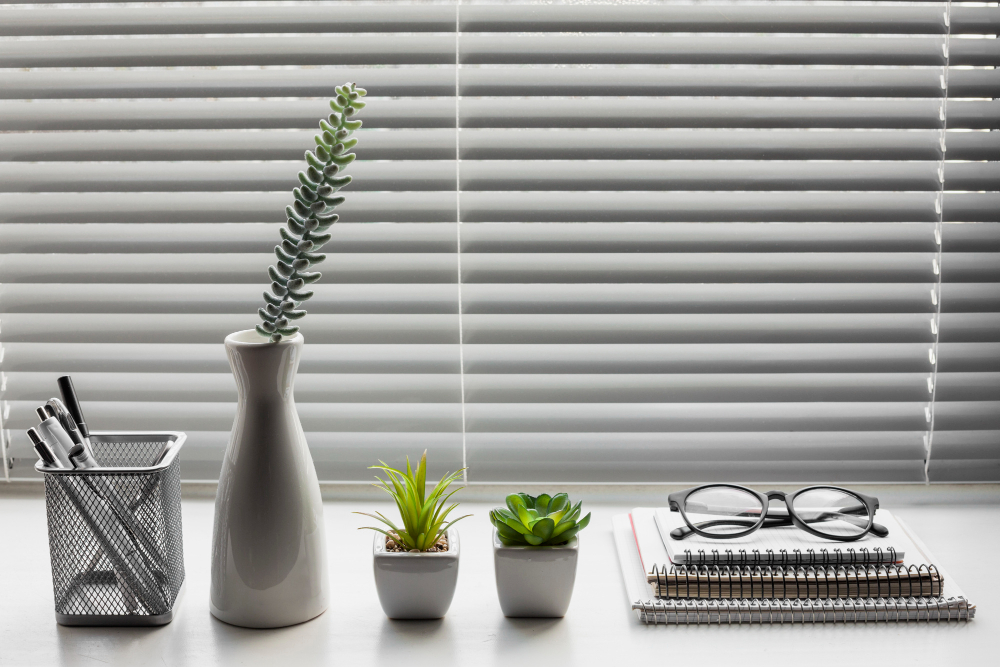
[5,129,998,162]
[11,400,995,433]
[6,67,994,99]
[7,252,985,283]
[8,34,993,68]
[6,5,992,36]
[7,160,992,193]
[6,222,982,254]
[14,370,990,404]
[12,281,989,314]
[7,312,989,345]
[9,99,995,132]
[5,342,980,374]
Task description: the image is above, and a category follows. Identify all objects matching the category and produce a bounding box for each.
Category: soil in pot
[385,534,449,553]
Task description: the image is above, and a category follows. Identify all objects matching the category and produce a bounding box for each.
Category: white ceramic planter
[372,529,460,619]
[492,530,579,618]
[210,330,329,628]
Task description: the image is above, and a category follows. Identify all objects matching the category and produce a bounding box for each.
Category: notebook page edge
[613,513,654,612]
[895,514,972,606]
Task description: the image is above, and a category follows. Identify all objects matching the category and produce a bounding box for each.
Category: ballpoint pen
[69,444,98,470]
[35,406,74,468]
[28,428,62,468]
[57,376,94,456]
[47,398,88,450]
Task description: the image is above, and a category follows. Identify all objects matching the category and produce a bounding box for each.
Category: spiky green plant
[355,451,471,552]
[256,82,367,342]
[490,493,591,546]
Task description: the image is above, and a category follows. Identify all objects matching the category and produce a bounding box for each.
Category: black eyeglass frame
[667,484,883,543]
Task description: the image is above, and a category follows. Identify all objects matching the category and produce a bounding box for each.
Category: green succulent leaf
[274,246,296,264]
[306,231,332,245]
[330,152,356,166]
[531,517,555,541]
[300,251,326,264]
[497,532,525,547]
[266,265,284,283]
[298,171,321,189]
[286,204,308,224]
[548,493,569,515]
[305,151,325,170]
[326,175,352,189]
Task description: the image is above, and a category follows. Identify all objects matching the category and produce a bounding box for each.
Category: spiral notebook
[649,564,943,599]
[652,506,909,565]
[615,513,976,624]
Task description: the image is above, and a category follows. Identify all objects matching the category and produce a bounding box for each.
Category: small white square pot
[372,529,460,620]
[492,530,579,618]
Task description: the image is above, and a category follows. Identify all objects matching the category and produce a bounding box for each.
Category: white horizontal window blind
[0,0,997,483]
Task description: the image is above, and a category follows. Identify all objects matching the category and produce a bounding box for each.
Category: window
[1,0,997,483]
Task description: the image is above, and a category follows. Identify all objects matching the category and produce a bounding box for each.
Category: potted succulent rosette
[489,493,591,618]
[356,452,470,619]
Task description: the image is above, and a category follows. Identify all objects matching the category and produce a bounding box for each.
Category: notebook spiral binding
[650,563,942,599]
[633,596,973,625]
[680,546,897,565]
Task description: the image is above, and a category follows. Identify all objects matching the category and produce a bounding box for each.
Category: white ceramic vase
[210,329,329,628]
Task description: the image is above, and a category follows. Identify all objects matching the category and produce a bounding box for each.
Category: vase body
[210,329,329,628]
[493,531,579,617]
[372,529,460,619]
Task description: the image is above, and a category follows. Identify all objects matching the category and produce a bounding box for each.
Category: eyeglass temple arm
[770,506,889,537]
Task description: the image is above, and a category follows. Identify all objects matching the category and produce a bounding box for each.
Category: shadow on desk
[378,617,456,660]
[493,617,572,657]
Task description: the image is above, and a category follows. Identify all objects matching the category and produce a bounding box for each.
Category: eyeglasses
[667,484,888,543]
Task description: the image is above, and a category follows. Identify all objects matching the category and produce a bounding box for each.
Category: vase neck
[225,337,302,401]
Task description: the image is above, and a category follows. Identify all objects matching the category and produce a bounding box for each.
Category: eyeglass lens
[683,486,764,536]
[790,488,871,538]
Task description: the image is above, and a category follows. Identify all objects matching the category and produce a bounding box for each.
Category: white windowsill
[0,493,997,665]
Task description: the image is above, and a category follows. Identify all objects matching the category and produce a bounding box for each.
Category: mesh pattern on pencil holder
[41,434,185,624]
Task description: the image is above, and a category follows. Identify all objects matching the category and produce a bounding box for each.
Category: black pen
[36,406,75,468]
[57,376,93,453]
[27,428,61,468]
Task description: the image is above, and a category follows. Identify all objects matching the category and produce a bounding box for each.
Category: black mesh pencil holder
[37,432,186,626]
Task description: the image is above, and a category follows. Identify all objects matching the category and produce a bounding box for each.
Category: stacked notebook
[614,508,976,624]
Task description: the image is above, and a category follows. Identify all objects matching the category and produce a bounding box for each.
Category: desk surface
[0,493,996,666]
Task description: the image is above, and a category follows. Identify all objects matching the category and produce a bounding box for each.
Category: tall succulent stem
[256,82,367,342]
